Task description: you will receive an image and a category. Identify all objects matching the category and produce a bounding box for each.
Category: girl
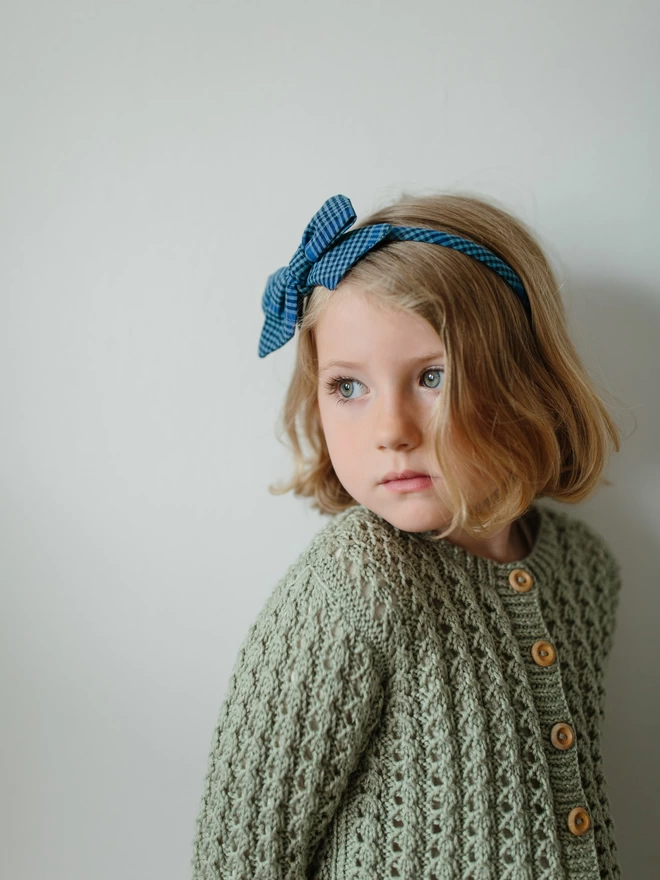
[191,192,624,879]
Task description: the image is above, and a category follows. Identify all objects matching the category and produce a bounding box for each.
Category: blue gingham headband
[259,194,531,358]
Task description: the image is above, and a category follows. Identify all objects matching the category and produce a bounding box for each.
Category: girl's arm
[190,567,385,879]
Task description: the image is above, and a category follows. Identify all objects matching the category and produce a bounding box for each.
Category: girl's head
[267,192,622,540]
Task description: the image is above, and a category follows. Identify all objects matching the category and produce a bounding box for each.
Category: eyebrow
[319,354,445,373]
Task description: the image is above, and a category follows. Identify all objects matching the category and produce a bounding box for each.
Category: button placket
[497,565,600,874]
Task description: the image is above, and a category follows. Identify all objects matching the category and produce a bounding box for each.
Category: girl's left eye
[323,368,445,406]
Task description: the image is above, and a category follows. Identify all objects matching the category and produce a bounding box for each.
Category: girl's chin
[374,502,450,533]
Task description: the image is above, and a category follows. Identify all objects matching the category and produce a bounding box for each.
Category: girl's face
[315,282,461,534]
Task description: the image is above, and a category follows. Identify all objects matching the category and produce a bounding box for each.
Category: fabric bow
[259,195,391,357]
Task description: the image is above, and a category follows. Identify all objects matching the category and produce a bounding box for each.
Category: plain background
[2,1,658,877]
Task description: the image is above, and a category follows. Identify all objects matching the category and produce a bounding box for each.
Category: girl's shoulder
[288,504,404,658]
[247,505,395,630]
[231,505,395,681]
[237,504,417,667]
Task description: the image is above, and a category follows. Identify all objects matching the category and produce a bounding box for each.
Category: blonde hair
[267,191,626,540]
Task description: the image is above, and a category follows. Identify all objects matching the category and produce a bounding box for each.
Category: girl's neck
[446,512,534,565]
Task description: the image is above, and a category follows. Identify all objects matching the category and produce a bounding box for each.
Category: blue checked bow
[258,194,530,357]
[259,195,392,358]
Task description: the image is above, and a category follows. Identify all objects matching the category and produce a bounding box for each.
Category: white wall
[1,1,657,877]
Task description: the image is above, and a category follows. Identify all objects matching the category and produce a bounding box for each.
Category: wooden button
[567,806,590,836]
[550,722,575,750]
[531,639,556,666]
[509,569,534,592]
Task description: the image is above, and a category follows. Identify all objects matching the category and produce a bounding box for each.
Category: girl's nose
[374,399,423,451]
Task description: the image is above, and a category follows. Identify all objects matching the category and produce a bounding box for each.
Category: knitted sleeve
[190,567,385,880]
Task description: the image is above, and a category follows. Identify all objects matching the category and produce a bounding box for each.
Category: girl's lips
[383,475,433,493]
[381,470,429,483]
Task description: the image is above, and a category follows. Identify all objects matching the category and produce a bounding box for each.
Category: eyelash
[324,367,445,406]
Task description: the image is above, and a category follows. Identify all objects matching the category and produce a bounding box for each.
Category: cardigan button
[509,569,534,592]
[567,806,590,836]
[531,639,556,666]
[550,721,575,750]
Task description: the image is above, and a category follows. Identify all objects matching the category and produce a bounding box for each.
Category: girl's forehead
[314,285,444,362]
[316,321,444,379]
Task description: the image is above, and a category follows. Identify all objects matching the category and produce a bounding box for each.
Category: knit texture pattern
[191,502,622,879]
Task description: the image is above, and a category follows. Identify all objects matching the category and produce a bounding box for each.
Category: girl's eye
[325,378,366,404]
[323,367,445,406]
[421,369,444,390]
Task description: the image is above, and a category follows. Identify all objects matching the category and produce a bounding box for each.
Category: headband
[258,194,531,358]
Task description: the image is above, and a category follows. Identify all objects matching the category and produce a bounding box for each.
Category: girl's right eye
[324,377,366,405]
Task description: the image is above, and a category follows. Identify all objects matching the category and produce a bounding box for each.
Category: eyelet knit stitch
[191,501,622,879]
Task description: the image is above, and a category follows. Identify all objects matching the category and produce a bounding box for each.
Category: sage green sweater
[191,501,622,879]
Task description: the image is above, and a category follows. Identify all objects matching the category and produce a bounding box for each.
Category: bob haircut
[267,192,624,540]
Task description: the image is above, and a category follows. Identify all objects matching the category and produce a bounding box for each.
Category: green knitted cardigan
[191,501,622,879]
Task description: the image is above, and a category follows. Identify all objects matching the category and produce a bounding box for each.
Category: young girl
[191,193,623,879]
